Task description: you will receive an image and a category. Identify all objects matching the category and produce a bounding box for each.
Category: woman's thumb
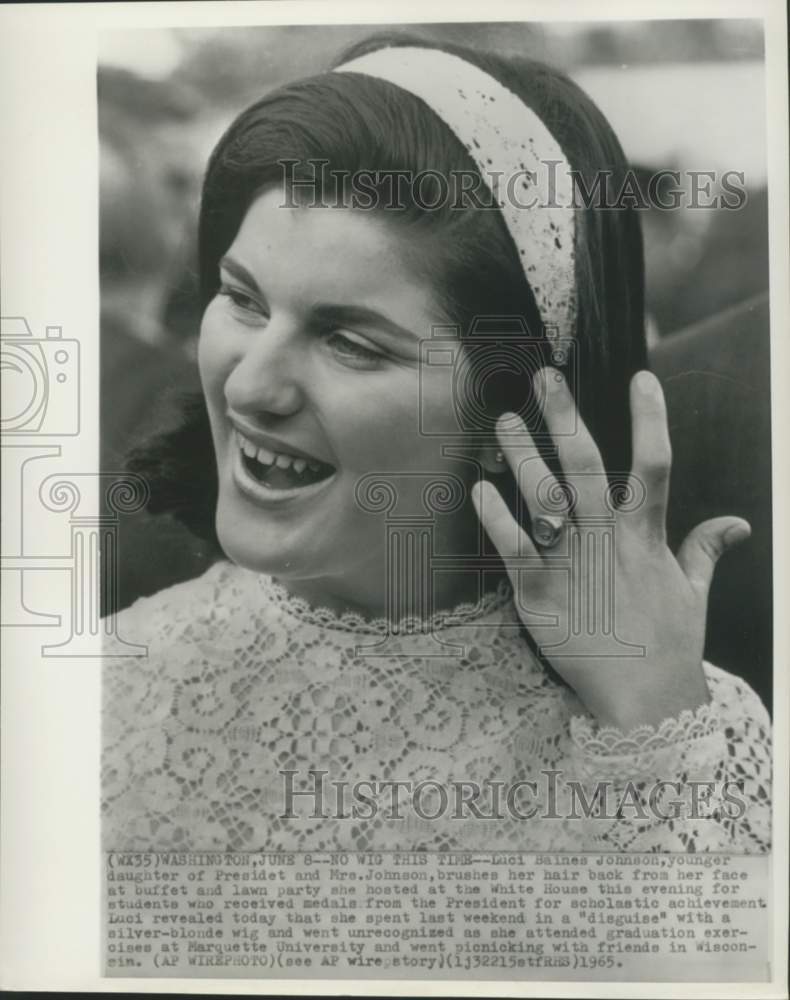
[676,516,751,593]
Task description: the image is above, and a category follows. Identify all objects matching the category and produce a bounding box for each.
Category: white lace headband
[333,46,577,341]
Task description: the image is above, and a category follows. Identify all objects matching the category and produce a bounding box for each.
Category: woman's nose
[223,321,305,418]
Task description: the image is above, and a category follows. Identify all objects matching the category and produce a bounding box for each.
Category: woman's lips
[235,428,330,472]
[231,440,337,506]
[229,416,335,469]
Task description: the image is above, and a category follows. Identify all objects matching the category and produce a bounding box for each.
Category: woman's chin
[214,514,332,582]
[218,529,299,578]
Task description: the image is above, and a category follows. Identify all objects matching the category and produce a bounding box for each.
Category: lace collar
[250,571,515,636]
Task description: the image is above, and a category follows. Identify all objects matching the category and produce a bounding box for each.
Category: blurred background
[99,20,773,708]
[98,19,767,366]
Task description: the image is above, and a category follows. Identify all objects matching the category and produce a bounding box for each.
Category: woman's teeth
[235,430,329,487]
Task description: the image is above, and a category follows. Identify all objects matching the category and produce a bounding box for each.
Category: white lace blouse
[102,559,771,854]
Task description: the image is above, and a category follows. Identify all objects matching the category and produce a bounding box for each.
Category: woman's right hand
[471,367,750,733]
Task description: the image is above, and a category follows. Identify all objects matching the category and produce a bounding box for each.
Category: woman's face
[199,188,483,611]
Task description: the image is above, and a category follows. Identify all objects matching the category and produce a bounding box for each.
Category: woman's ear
[477,442,507,475]
[473,408,509,474]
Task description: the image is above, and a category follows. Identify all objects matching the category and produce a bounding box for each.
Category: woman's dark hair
[130,32,646,546]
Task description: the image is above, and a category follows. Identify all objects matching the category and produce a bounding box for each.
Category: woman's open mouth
[232,428,336,503]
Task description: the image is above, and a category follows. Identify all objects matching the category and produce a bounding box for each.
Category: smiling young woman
[199,187,486,615]
[103,34,771,854]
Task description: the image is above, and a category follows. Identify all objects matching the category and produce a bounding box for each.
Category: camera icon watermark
[1,316,144,655]
[355,313,646,661]
[1,317,80,436]
[418,315,576,442]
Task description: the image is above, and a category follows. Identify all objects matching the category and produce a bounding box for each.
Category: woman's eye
[326,331,386,368]
[218,284,266,318]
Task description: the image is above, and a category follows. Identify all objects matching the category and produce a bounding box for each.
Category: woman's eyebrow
[313,304,421,343]
[219,255,262,293]
[219,255,422,343]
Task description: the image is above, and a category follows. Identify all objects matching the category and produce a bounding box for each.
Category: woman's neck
[273,561,508,623]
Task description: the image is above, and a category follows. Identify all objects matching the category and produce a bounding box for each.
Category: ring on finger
[532,513,566,549]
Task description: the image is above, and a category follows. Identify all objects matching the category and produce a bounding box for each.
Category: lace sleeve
[567,662,772,853]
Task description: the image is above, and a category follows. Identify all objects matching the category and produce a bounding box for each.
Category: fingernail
[635,370,658,394]
[471,479,490,507]
[724,522,751,546]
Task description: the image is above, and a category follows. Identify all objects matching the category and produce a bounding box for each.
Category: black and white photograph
[0,2,787,995]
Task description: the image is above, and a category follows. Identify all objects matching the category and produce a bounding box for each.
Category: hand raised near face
[472,368,750,732]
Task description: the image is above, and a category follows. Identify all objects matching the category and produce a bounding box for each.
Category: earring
[495,450,505,465]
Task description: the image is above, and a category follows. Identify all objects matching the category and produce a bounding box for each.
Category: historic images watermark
[279,158,748,212]
[279,769,748,823]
